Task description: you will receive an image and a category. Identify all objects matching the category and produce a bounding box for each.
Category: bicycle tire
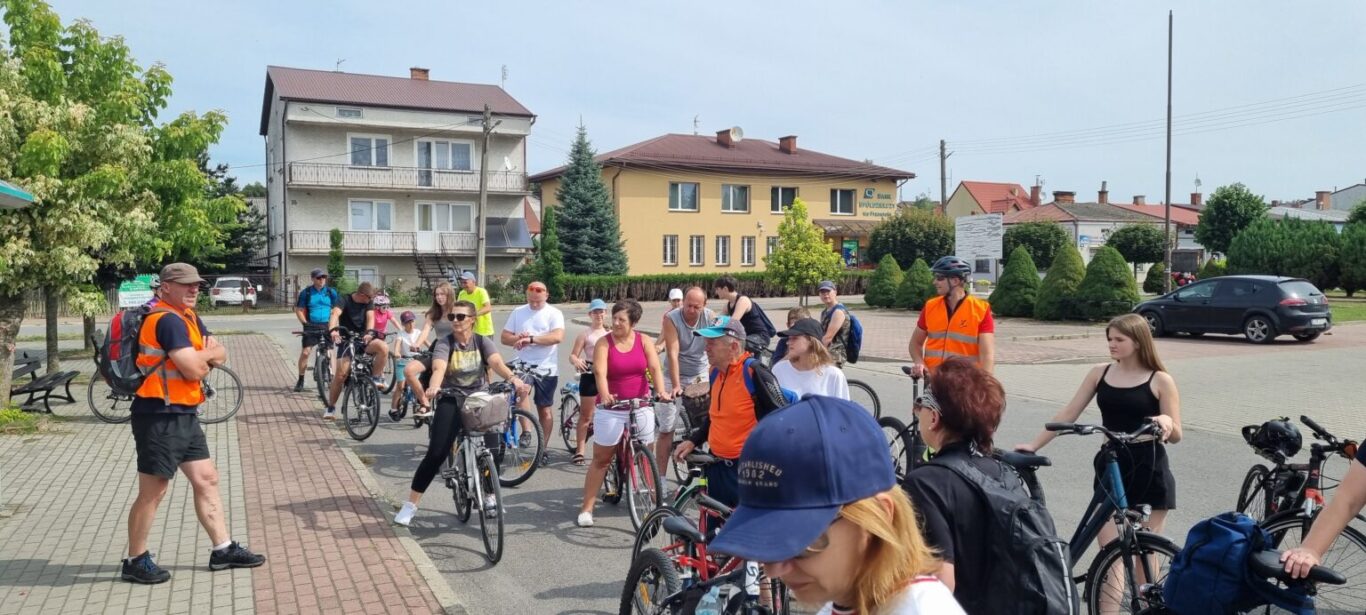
[847,379,881,419]
[1084,531,1180,615]
[314,351,332,405]
[627,447,665,532]
[559,395,580,453]
[86,376,133,424]
[378,356,397,394]
[878,416,912,483]
[451,444,472,524]
[497,408,544,487]
[631,505,683,561]
[603,456,623,505]
[1235,464,1271,522]
[618,548,681,615]
[671,410,693,484]
[1260,513,1366,613]
[478,451,505,564]
[342,379,380,441]
[198,365,244,424]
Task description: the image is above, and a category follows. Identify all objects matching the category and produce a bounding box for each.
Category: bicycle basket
[460,391,509,433]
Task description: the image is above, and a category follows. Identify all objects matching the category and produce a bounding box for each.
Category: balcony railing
[288,162,528,193]
[290,230,415,254]
[440,232,478,253]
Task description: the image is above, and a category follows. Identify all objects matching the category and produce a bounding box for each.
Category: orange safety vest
[136,306,206,406]
[922,294,991,371]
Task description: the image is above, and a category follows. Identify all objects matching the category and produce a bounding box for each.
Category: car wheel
[1243,315,1276,344]
[1142,311,1167,337]
[1292,331,1321,342]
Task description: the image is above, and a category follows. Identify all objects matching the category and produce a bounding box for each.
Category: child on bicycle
[389,310,420,420]
[371,292,395,336]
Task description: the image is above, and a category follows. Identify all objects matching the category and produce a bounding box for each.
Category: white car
[210,276,258,307]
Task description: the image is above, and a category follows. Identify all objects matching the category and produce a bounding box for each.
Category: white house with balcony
[260,65,536,293]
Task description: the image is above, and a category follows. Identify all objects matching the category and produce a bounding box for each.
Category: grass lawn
[1331,302,1366,322]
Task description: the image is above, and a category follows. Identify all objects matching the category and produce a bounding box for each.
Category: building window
[722,185,750,213]
[771,186,798,213]
[716,236,731,266]
[975,259,991,274]
[830,189,855,215]
[689,235,705,266]
[344,267,378,286]
[349,199,393,231]
[337,107,363,119]
[766,236,779,257]
[663,235,678,266]
[349,134,390,167]
[418,139,474,172]
[416,202,474,232]
[741,236,756,266]
[670,182,700,212]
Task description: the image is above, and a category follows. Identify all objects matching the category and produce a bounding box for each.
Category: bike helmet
[1242,418,1302,464]
[373,293,391,307]
[400,310,416,323]
[931,256,973,279]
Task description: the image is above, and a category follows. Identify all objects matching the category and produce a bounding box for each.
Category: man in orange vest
[908,256,996,378]
[122,263,265,584]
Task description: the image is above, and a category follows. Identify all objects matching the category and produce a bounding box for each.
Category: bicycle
[435,390,505,565]
[597,395,665,531]
[845,378,881,419]
[1133,549,1346,615]
[633,452,726,560]
[489,360,547,488]
[877,366,929,482]
[307,328,335,406]
[87,332,244,424]
[558,360,592,453]
[331,327,385,441]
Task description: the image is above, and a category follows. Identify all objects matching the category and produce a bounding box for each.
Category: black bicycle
[87,332,243,424]
[331,327,385,441]
[878,366,928,482]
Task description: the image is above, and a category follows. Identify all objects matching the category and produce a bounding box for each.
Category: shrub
[1228,217,1340,291]
[867,209,955,270]
[896,259,937,310]
[1074,246,1141,320]
[866,255,904,307]
[1143,262,1167,294]
[1340,223,1366,298]
[555,271,872,303]
[1034,245,1085,320]
[327,228,345,285]
[1197,258,1227,280]
[1003,222,1071,270]
[989,247,1040,317]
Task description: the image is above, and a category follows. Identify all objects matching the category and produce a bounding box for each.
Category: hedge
[555,271,872,302]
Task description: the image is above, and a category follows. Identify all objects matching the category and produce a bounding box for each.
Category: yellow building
[531,131,915,275]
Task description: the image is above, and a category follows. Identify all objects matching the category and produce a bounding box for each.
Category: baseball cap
[668,288,684,301]
[527,281,547,292]
[694,316,745,340]
[709,396,896,563]
[588,299,607,312]
[777,318,824,340]
[459,271,477,282]
[400,310,416,323]
[816,280,837,293]
[310,268,327,279]
[160,263,206,285]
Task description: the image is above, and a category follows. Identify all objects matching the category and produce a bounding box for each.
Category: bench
[12,369,80,413]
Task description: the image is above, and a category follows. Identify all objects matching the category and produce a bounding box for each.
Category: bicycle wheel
[1084,531,1180,614]
[618,548,681,615]
[450,444,472,524]
[342,379,380,441]
[631,505,683,560]
[1236,464,1271,522]
[86,376,133,424]
[602,456,623,505]
[627,447,664,532]
[477,451,505,564]
[198,365,244,424]
[671,410,692,484]
[314,352,332,405]
[878,416,913,483]
[1260,514,1366,613]
[559,395,580,453]
[847,379,881,419]
[379,356,396,394]
[497,408,543,487]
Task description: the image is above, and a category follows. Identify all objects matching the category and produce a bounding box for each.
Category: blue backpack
[709,357,798,420]
[1163,512,1314,615]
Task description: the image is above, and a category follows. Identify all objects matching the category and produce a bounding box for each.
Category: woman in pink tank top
[576,299,671,528]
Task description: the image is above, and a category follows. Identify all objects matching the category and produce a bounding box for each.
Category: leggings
[410,394,500,494]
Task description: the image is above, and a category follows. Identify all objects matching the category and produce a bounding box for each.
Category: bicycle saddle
[1248,550,1345,585]
[696,494,733,518]
[662,516,706,544]
[685,453,719,466]
[999,450,1052,470]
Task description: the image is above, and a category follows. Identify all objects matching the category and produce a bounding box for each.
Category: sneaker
[372,376,387,387]
[388,407,402,422]
[323,408,337,420]
[394,502,417,527]
[413,407,434,420]
[483,495,498,518]
[518,431,534,448]
[576,512,594,527]
[539,453,550,468]
[209,542,266,571]
[121,551,170,584]
[292,377,305,393]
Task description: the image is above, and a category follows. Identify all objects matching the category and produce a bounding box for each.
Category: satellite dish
[729,126,744,143]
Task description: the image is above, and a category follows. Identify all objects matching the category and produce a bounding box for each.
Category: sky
[30,1,1366,204]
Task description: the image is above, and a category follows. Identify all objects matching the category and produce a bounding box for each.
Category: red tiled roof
[960,181,1035,214]
[529,134,914,182]
[1003,204,1075,224]
[1112,203,1201,226]
[260,66,534,135]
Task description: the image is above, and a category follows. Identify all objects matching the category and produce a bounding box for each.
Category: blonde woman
[772,307,811,364]
[404,282,458,417]
[710,396,964,614]
[772,318,849,400]
[567,299,610,465]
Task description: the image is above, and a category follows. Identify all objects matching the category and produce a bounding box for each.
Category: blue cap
[459,271,477,282]
[693,316,745,340]
[817,280,836,292]
[588,298,607,312]
[708,395,895,563]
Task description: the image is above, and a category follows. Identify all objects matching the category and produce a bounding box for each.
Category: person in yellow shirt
[457,271,494,336]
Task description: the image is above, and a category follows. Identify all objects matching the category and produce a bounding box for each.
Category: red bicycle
[598,396,665,531]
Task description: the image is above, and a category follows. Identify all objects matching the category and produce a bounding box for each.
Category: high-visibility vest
[922,294,991,371]
[136,306,206,406]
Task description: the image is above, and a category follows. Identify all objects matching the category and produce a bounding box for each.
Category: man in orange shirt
[672,318,757,508]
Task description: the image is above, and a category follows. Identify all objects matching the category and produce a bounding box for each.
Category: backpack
[710,357,797,421]
[928,451,1080,615]
[830,304,864,364]
[746,299,777,339]
[99,306,169,396]
[1163,512,1314,615]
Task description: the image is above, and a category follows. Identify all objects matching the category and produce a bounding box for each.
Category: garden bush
[989,247,1040,317]
[865,255,904,307]
[1034,245,1085,320]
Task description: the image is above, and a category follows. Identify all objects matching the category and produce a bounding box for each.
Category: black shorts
[532,375,558,408]
[300,323,328,349]
[578,372,598,397]
[131,413,210,479]
[1093,442,1177,510]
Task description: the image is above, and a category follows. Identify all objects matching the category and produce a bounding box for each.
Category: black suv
[1134,275,1332,343]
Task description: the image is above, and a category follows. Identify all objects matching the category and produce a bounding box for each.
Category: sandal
[572,453,587,466]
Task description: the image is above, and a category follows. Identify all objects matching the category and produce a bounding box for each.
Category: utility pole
[475,104,502,284]
[1163,10,1174,293]
[939,139,952,210]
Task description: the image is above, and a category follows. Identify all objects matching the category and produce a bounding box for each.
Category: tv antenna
[334,58,346,72]
[693,115,700,135]
[501,65,508,89]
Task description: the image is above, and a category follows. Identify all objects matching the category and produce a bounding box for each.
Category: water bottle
[695,586,724,615]
[743,561,761,596]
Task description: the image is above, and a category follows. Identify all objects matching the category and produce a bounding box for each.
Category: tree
[554,124,627,275]
[865,255,903,307]
[1034,245,1085,320]
[535,204,566,302]
[1002,222,1071,270]
[240,181,266,198]
[867,208,954,270]
[328,228,345,285]
[1143,262,1167,294]
[1228,218,1340,291]
[989,247,1040,317]
[216,206,267,272]
[1194,183,1267,255]
[1197,258,1227,280]
[766,198,842,303]
[1105,224,1167,277]
[1340,223,1366,297]
[896,258,936,310]
[903,194,937,213]
[1074,246,1141,320]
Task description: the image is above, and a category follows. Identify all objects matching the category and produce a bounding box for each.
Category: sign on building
[118,274,157,308]
[955,214,1004,285]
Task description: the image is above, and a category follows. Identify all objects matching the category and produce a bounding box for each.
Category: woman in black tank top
[1017,314,1182,546]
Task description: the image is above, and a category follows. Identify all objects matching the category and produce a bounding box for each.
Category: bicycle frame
[1067,445,1133,566]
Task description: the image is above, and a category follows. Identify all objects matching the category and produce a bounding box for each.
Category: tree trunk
[0,292,26,409]
[83,316,96,350]
[45,287,60,374]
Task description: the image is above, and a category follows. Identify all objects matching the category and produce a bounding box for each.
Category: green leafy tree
[536,205,566,302]
[1034,245,1085,320]
[1339,223,1366,297]
[896,258,936,310]
[1228,218,1340,290]
[1143,262,1167,294]
[327,228,345,285]
[867,208,954,270]
[904,194,937,213]
[989,247,1040,317]
[1194,183,1267,255]
[865,254,903,307]
[766,198,843,303]
[1105,224,1167,277]
[1003,222,1071,270]
[1197,258,1227,280]
[554,124,627,275]
[240,181,266,198]
[1074,246,1141,319]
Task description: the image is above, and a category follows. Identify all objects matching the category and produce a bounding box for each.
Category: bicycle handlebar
[601,396,658,411]
[1249,550,1346,586]
[1046,420,1160,444]
[1299,415,1334,443]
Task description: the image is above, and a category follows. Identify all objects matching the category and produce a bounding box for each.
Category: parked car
[1134,275,1331,344]
[210,276,258,307]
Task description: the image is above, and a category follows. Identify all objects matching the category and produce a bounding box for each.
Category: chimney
[1316,190,1331,210]
[1030,184,1042,207]
[1053,191,1076,204]
[1098,180,1109,205]
[779,135,798,154]
[716,129,735,148]
[409,67,429,81]
[1133,195,1146,205]
[1190,192,1202,207]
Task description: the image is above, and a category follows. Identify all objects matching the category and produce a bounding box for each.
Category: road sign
[117,274,157,308]
[954,214,1004,260]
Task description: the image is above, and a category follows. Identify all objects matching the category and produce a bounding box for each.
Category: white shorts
[592,407,656,448]
[655,401,680,434]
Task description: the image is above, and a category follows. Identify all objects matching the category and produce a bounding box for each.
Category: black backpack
[929,452,1080,615]
[746,299,777,339]
[99,305,169,395]
[709,357,797,420]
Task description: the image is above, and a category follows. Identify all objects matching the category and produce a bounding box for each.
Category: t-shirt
[372,308,394,335]
[131,312,213,415]
[771,360,850,400]
[916,302,996,333]
[458,286,494,336]
[337,294,372,334]
[502,303,565,376]
[816,577,965,615]
[431,333,498,395]
[396,328,421,358]
[296,285,339,324]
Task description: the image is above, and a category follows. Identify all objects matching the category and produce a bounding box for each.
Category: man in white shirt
[500,281,565,464]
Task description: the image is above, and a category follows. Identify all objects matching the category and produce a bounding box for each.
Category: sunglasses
[933,274,948,282]
[447,313,472,322]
